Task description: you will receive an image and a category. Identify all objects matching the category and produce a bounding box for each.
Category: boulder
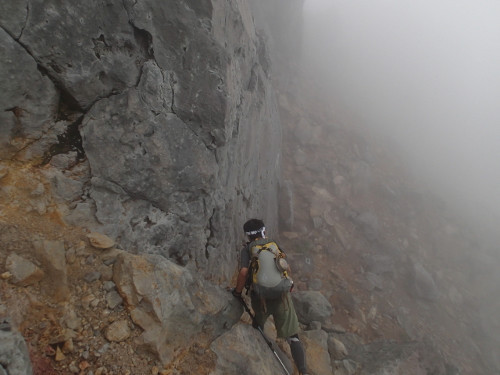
[33,239,69,301]
[301,329,333,375]
[210,323,290,375]
[105,320,131,342]
[291,291,333,324]
[112,252,242,365]
[355,212,379,241]
[0,321,33,375]
[328,335,349,360]
[5,253,44,286]
[410,262,440,301]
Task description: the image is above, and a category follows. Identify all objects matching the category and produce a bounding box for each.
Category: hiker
[232,218,308,375]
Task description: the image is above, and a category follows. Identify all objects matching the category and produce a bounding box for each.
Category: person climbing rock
[232,218,309,375]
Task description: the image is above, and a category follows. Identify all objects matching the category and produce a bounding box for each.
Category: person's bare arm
[234,267,249,294]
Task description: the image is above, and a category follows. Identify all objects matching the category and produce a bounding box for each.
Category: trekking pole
[237,296,291,375]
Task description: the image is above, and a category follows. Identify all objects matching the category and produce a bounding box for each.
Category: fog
[301,0,500,238]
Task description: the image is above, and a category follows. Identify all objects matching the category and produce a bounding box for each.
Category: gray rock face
[0,27,59,159]
[0,0,282,281]
[19,0,143,110]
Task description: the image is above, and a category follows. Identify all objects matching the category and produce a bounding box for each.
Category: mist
[301,0,500,238]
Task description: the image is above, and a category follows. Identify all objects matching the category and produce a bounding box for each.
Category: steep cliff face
[0,0,282,281]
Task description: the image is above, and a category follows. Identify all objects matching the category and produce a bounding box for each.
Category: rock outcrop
[0,0,282,281]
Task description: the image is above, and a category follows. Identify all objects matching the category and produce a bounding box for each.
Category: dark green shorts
[251,292,299,338]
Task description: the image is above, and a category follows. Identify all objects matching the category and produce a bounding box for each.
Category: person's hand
[231,288,242,299]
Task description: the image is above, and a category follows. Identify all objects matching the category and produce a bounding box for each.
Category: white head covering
[245,226,265,238]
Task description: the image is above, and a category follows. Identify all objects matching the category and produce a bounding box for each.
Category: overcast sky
[301,0,500,224]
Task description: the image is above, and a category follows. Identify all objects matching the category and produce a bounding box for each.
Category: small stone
[81,294,96,309]
[83,271,101,283]
[85,254,96,265]
[102,281,116,291]
[64,310,82,331]
[87,233,115,249]
[98,343,110,354]
[49,329,77,345]
[151,366,159,375]
[100,266,113,281]
[63,338,74,353]
[69,362,80,373]
[66,247,77,264]
[55,346,66,361]
[106,290,123,309]
[0,272,12,280]
[105,319,131,342]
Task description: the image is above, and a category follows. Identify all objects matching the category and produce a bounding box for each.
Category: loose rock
[87,232,115,249]
[105,319,131,342]
[5,253,44,286]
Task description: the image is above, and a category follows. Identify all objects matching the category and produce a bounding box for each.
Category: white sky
[302,0,500,222]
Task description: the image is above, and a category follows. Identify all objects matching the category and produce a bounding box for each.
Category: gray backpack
[248,239,293,299]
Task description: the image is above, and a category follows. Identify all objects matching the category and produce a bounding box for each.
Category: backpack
[247,238,293,299]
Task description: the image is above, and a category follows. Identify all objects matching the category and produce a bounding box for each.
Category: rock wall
[0,0,283,281]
